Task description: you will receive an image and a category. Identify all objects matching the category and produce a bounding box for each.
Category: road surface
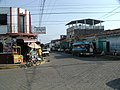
[0,52,120,90]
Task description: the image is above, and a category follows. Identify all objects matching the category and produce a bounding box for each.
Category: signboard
[33,27,46,34]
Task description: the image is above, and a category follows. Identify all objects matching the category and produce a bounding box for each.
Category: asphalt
[0,54,120,70]
[0,52,120,90]
[0,60,46,70]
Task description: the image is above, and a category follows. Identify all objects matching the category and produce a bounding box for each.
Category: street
[0,52,120,90]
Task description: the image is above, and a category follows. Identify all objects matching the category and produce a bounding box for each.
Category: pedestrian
[29,48,37,60]
[113,49,117,56]
[37,48,43,61]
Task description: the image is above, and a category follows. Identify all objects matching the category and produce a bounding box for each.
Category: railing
[0,25,32,34]
[67,25,104,31]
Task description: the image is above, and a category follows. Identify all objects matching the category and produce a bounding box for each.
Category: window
[0,14,7,25]
[20,15,25,33]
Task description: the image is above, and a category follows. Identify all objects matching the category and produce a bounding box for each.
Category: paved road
[0,52,120,90]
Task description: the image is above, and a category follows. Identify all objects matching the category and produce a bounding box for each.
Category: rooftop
[66,18,104,25]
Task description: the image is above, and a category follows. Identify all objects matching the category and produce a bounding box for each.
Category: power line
[99,6,120,19]
[21,4,120,7]
[19,0,38,7]
[6,11,120,16]
[9,19,120,25]
[31,11,120,15]
[38,0,46,27]
[26,7,118,11]
[42,0,52,21]
[5,11,120,17]
[43,0,57,24]
[31,19,120,26]
[21,5,118,8]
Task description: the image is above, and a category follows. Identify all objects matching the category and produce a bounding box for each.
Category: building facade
[83,29,120,54]
[0,7,37,53]
[66,19,104,43]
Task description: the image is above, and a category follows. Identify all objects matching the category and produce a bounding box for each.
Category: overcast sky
[0,0,120,43]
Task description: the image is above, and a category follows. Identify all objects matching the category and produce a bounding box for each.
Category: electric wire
[1,1,120,26]
[42,0,52,22]
[18,4,120,8]
[19,0,38,7]
[30,11,120,15]
[43,0,57,24]
[38,0,46,27]
[4,11,120,16]
[99,6,120,19]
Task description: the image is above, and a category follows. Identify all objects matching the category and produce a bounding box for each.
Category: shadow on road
[24,66,37,90]
[53,52,120,61]
[106,78,120,90]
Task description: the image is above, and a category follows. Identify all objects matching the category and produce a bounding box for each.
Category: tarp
[73,42,90,46]
[17,39,37,43]
[28,43,41,49]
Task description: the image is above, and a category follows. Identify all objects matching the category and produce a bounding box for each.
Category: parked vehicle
[12,45,23,64]
[72,41,94,56]
[27,52,42,66]
[42,49,50,56]
[58,48,64,52]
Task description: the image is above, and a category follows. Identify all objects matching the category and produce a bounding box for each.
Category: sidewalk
[0,59,46,70]
[96,54,120,60]
[0,64,20,69]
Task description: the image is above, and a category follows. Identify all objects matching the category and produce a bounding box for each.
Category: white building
[0,7,32,34]
[0,7,37,52]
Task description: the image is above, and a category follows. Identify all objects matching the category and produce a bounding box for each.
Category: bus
[72,41,94,56]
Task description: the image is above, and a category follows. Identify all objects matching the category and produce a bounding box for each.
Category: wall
[0,7,10,34]
[107,36,120,52]
[0,7,31,34]
[11,8,18,33]
[26,10,30,33]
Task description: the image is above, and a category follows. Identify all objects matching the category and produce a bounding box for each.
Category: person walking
[37,48,43,61]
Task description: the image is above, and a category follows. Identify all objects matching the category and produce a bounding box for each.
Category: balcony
[0,25,37,37]
[67,25,104,32]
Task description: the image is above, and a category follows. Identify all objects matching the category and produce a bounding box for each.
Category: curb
[41,61,45,65]
[0,60,46,70]
[0,64,20,70]
[97,55,120,60]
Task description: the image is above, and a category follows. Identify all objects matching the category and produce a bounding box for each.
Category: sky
[0,0,120,43]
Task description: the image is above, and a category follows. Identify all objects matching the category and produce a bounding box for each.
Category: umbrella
[28,42,41,49]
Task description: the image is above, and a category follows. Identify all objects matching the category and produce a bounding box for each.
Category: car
[58,48,64,52]
[42,49,50,56]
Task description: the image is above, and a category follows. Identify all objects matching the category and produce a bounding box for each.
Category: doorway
[0,42,3,52]
[106,41,110,52]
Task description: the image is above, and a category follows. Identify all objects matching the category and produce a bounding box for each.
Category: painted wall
[0,7,31,34]
[97,36,120,52]
[26,10,30,33]
[12,8,18,33]
[107,36,120,52]
[0,7,10,34]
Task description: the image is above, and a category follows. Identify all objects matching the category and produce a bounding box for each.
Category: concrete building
[81,28,120,55]
[50,39,61,51]
[66,19,104,43]
[0,7,37,57]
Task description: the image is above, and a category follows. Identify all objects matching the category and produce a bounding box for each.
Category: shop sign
[33,27,46,34]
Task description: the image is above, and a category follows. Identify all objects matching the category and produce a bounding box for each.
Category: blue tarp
[73,42,90,46]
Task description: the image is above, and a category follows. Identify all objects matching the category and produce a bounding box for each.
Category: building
[66,18,104,43]
[79,28,120,55]
[0,7,37,61]
[50,39,61,51]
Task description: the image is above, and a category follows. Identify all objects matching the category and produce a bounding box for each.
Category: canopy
[66,19,104,25]
[73,42,90,46]
[28,43,41,49]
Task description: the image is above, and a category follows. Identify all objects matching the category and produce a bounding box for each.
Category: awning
[73,42,90,46]
[66,18,104,25]
[28,42,41,49]
[17,39,37,43]
[23,39,37,43]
